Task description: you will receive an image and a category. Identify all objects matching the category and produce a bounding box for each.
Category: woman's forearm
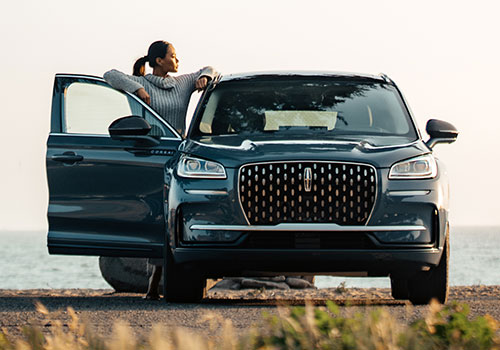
[103,69,144,93]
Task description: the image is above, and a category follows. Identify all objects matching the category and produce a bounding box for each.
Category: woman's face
[157,45,179,73]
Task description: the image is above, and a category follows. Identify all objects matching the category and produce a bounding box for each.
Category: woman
[104,41,217,300]
[104,40,217,134]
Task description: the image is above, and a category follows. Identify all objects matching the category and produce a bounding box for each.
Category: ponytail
[133,55,148,76]
[132,41,170,76]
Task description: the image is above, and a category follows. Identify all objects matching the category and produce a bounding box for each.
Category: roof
[219,70,388,83]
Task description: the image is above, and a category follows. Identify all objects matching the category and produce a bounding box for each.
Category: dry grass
[0,300,498,350]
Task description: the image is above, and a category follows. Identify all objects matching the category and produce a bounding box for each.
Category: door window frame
[52,74,182,141]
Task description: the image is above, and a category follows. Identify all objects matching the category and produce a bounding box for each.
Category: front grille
[241,231,376,249]
[239,161,377,225]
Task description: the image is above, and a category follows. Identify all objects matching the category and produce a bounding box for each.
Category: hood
[180,135,430,168]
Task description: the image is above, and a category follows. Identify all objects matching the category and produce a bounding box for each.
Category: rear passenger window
[63,82,174,137]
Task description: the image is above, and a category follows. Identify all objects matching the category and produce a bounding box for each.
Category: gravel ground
[0,286,499,339]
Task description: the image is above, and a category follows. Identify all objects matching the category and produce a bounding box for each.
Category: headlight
[389,154,437,179]
[177,155,227,179]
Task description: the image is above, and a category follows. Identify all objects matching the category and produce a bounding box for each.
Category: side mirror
[425,119,458,148]
[108,116,159,146]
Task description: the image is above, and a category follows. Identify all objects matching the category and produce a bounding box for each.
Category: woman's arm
[180,66,218,92]
[103,69,150,104]
[103,69,145,94]
[195,66,218,91]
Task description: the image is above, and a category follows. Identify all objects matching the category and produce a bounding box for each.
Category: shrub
[401,300,500,350]
[0,300,498,350]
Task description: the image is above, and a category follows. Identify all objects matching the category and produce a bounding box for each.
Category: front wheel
[390,278,409,300]
[163,246,206,303]
[408,232,449,305]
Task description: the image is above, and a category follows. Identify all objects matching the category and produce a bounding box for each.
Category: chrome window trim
[48,132,181,142]
[57,74,106,80]
[50,132,110,138]
[190,223,426,232]
[56,74,181,140]
[237,160,379,226]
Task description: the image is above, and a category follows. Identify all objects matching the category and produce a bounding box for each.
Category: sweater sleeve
[176,66,219,94]
[103,69,144,93]
[198,66,218,81]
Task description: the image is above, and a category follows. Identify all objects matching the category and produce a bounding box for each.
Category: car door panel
[47,75,181,257]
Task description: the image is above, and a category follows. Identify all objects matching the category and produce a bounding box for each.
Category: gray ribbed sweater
[103,67,217,132]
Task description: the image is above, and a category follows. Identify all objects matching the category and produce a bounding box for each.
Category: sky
[0,0,499,231]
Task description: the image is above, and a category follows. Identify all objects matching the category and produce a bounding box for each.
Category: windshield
[190,78,418,143]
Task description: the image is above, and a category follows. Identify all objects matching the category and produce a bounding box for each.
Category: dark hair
[133,40,170,76]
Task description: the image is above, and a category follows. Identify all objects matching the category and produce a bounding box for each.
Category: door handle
[51,152,84,163]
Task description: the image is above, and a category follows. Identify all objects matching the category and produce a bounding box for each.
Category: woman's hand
[195,77,208,91]
[136,88,151,105]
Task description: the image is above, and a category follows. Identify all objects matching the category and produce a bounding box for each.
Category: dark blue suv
[46,71,458,303]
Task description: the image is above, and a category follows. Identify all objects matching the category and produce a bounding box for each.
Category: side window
[64,81,175,137]
[65,82,131,134]
[126,95,172,137]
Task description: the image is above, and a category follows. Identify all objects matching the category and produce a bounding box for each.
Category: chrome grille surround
[238,161,377,225]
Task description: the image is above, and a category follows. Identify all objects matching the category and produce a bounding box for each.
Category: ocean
[1,226,499,290]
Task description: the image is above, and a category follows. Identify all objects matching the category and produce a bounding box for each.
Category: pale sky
[0,0,499,231]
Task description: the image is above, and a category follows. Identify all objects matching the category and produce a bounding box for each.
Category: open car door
[46,74,182,258]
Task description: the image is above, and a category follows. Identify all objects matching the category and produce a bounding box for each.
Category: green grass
[1,300,498,350]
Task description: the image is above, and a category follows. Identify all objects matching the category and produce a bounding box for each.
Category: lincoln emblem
[304,167,312,192]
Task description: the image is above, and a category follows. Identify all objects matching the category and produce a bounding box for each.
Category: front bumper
[185,223,434,248]
[173,246,442,278]
[165,163,449,277]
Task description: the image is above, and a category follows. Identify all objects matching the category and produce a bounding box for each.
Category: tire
[98,257,150,293]
[408,230,449,305]
[163,245,206,303]
[390,278,409,300]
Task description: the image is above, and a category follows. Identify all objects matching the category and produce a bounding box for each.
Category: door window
[63,82,175,138]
